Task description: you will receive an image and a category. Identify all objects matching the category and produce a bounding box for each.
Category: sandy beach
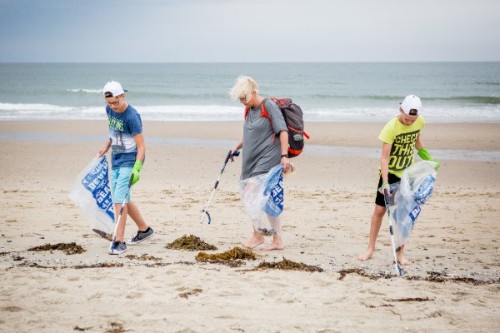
[0,120,499,332]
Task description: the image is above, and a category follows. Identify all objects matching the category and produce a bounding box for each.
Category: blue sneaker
[109,241,127,255]
[128,227,155,245]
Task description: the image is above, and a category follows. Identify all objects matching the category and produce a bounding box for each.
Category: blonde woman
[230,76,291,251]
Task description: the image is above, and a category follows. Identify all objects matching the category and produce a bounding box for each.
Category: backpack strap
[242,98,277,142]
[260,98,271,118]
[260,98,275,133]
[244,98,272,124]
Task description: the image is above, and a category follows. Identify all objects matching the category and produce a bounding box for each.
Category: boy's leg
[114,203,128,241]
[127,201,155,245]
[358,204,386,261]
[110,166,133,243]
[396,245,410,266]
[127,201,148,231]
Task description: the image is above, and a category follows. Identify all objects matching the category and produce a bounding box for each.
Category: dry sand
[0,120,499,332]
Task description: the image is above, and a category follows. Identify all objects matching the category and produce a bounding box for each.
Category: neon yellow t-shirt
[378,116,425,178]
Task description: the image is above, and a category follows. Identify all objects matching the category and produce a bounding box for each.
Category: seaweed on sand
[179,288,203,299]
[104,322,126,333]
[74,262,123,269]
[28,242,86,255]
[125,254,162,261]
[166,234,218,251]
[196,246,257,267]
[338,268,389,281]
[256,258,323,272]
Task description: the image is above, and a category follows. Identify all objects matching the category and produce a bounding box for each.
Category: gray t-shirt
[241,99,287,180]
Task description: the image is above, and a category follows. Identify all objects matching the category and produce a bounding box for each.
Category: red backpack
[245,98,309,157]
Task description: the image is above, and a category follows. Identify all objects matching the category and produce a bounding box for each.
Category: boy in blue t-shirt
[98,81,154,255]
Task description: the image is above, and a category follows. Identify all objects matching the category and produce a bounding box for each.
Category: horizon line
[1,60,500,64]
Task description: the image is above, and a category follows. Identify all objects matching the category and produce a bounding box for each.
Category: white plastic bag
[386,160,438,249]
[239,164,284,235]
[69,156,115,237]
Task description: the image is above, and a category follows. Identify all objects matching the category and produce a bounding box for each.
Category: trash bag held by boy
[69,155,115,239]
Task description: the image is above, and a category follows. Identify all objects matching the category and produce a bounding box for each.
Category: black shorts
[375,172,401,207]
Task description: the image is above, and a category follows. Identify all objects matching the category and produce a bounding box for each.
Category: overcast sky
[1,0,499,62]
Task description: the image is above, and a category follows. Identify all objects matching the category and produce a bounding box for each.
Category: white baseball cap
[400,95,422,114]
[103,80,127,97]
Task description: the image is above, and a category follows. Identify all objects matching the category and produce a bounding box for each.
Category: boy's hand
[131,160,143,185]
[380,182,390,195]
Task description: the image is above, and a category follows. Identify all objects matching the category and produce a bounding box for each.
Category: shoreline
[1,120,500,150]
[2,121,500,164]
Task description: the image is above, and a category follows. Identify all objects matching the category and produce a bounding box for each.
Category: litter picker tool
[383,188,404,277]
[200,150,240,224]
[109,174,134,252]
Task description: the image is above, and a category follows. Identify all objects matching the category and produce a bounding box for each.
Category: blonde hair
[229,75,258,101]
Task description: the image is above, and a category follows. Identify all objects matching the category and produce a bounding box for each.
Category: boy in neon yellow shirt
[359,95,439,265]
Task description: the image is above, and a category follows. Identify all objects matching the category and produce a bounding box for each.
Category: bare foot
[358,249,374,261]
[261,244,284,251]
[397,255,411,266]
[243,235,265,249]
[261,236,284,251]
[396,245,410,266]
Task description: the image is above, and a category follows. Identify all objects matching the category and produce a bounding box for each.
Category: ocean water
[0,62,499,122]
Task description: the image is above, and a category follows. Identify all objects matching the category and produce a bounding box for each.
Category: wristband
[281,154,288,158]
[381,182,389,187]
